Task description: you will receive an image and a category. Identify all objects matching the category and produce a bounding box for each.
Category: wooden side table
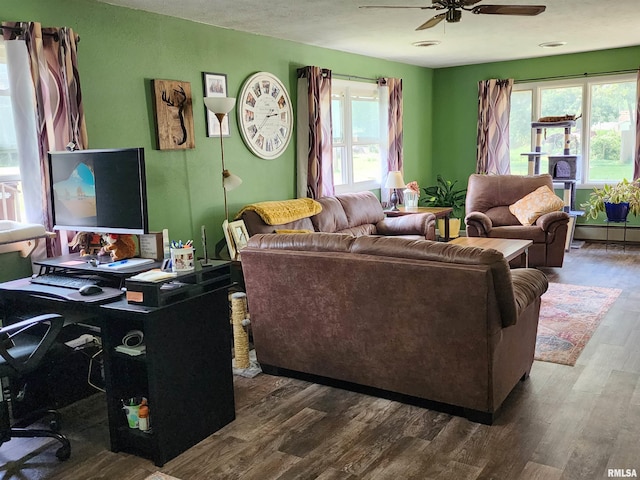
[385,206,454,241]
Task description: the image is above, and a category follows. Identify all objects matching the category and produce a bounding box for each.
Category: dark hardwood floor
[2,242,639,479]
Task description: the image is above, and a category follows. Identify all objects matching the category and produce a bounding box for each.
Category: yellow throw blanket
[236,198,322,225]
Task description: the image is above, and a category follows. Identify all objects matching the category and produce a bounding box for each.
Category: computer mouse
[78,284,104,296]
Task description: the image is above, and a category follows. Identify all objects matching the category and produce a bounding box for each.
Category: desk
[0,259,235,467]
[385,206,453,241]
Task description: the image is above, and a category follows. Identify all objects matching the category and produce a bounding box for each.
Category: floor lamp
[204,96,242,261]
[203,96,242,222]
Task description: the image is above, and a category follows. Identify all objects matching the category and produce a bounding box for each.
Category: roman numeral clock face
[237,72,293,160]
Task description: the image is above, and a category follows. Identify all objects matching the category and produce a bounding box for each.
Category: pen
[106,259,129,267]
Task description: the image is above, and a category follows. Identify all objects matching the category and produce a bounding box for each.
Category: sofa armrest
[464,211,492,236]
[535,210,570,232]
[510,269,548,318]
[375,213,436,240]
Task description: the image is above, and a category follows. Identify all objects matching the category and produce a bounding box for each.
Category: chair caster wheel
[56,444,71,461]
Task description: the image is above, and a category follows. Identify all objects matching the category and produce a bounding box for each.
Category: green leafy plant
[421,174,467,218]
[580,178,640,220]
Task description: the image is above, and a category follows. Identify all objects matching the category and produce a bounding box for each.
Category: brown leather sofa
[241,233,548,424]
[465,174,569,267]
[239,191,436,240]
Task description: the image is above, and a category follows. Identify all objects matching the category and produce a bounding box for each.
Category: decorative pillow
[274,229,313,234]
[509,186,564,226]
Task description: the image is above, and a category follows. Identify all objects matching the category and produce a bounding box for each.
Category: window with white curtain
[510,74,637,185]
[331,79,384,194]
[0,41,24,221]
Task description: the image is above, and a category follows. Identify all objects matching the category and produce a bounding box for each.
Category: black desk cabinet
[0,263,235,467]
[101,287,235,466]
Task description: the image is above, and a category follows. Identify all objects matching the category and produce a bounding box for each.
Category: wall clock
[237,72,293,160]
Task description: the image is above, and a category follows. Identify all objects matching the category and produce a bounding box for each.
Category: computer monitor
[48,148,148,235]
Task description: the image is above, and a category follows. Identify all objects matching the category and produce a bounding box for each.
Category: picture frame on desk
[222,220,237,261]
[228,220,249,255]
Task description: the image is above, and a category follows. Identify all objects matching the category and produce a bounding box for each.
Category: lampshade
[223,170,243,191]
[203,96,236,115]
[385,171,406,189]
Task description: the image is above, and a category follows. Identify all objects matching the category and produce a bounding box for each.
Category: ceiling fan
[359,0,546,31]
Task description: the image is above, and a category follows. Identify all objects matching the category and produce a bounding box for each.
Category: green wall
[3,0,434,251]
[3,0,640,278]
[432,46,640,224]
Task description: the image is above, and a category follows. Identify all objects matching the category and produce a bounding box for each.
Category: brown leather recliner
[465,174,569,267]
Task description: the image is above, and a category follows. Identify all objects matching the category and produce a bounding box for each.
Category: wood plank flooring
[2,242,639,479]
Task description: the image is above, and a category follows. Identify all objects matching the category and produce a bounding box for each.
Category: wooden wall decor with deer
[152,79,196,150]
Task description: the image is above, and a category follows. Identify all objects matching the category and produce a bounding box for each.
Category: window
[331,79,384,193]
[510,74,637,185]
[0,42,24,221]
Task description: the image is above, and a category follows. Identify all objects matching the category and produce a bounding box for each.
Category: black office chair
[0,313,71,461]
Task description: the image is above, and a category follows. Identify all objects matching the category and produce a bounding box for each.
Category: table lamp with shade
[385,171,406,211]
[204,96,242,261]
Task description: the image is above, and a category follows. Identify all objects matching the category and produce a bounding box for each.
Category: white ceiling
[96,0,640,68]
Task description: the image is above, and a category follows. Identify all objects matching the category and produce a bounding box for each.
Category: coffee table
[449,237,533,268]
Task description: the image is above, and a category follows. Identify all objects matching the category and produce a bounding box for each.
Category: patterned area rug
[535,282,621,366]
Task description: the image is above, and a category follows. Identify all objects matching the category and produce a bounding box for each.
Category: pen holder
[170,247,195,272]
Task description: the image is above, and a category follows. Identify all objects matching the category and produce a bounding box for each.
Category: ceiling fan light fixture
[412,40,441,47]
[539,41,567,48]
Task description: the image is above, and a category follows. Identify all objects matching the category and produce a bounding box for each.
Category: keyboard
[30,274,99,290]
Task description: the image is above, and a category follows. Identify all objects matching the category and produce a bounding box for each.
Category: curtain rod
[516,68,638,83]
[0,25,68,42]
[333,73,379,83]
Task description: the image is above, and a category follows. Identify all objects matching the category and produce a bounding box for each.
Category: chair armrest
[376,213,436,240]
[510,269,548,318]
[0,313,65,375]
[464,211,492,236]
[535,210,570,231]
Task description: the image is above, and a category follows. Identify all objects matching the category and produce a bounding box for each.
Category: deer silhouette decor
[152,79,195,150]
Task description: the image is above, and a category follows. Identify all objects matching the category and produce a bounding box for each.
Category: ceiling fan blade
[471,5,546,16]
[416,13,446,30]
[359,5,433,9]
[460,0,482,5]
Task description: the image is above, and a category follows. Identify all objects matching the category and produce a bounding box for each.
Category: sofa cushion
[337,191,385,228]
[241,210,315,236]
[509,186,564,226]
[336,224,378,236]
[312,196,350,233]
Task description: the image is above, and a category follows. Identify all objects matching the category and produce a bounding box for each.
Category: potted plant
[421,174,467,238]
[580,178,640,222]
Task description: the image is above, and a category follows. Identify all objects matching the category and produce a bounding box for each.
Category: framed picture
[203,72,230,138]
[152,79,195,150]
[228,219,249,255]
[222,219,237,261]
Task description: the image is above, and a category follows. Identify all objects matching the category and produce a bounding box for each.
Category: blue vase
[604,202,630,223]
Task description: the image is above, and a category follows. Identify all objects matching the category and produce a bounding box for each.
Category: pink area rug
[535,282,621,366]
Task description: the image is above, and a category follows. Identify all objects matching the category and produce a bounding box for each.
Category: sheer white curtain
[3,36,46,261]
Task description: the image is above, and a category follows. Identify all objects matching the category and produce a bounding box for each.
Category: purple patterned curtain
[634,68,640,181]
[476,78,513,175]
[2,21,87,256]
[296,66,333,199]
[379,77,403,206]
